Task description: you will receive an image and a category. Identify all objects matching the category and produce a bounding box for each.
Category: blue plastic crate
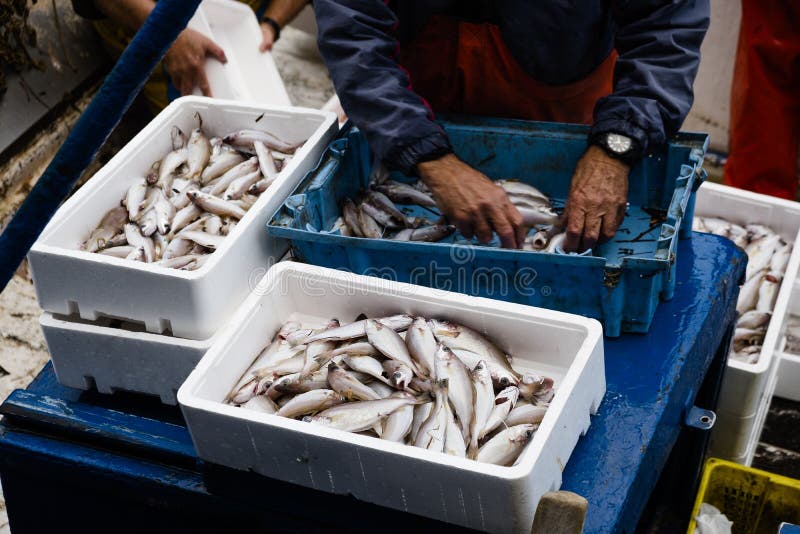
[267,117,708,336]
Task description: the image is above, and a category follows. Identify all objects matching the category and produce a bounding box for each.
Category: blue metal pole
[0,0,202,291]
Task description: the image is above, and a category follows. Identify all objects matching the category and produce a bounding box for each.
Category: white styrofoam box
[775,280,800,402]
[695,182,800,420]
[178,263,606,534]
[188,0,291,106]
[40,311,227,405]
[29,96,337,340]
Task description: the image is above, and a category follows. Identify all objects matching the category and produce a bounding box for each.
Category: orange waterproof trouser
[399,16,615,124]
[724,0,800,200]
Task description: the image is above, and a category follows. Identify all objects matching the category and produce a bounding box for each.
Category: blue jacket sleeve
[591,0,710,154]
[314,0,452,175]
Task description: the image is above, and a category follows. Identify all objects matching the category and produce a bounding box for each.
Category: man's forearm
[93,0,155,34]
[261,0,308,27]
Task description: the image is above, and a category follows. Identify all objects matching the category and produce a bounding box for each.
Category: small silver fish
[376,181,437,207]
[392,225,455,242]
[505,404,548,427]
[444,399,467,458]
[737,271,764,314]
[414,380,448,451]
[254,140,279,182]
[124,223,155,262]
[405,317,436,377]
[382,360,414,390]
[306,396,418,433]
[223,169,263,201]
[201,148,245,185]
[344,354,393,385]
[241,395,279,414]
[179,230,223,251]
[366,319,420,374]
[223,129,302,154]
[434,344,474,441]
[205,157,260,196]
[469,361,495,454]
[496,180,550,205]
[382,393,415,442]
[189,190,247,219]
[475,424,537,466]
[342,198,364,237]
[358,206,384,239]
[125,179,149,221]
[98,245,136,258]
[736,310,771,330]
[756,273,781,312]
[480,386,520,440]
[276,389,345,419]
[327,362,381,401]
[186,127,211,180]
[156,148,187,194]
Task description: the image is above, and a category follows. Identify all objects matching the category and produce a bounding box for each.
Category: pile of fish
[693,217,792,364]
[82,116,304,270]
[227,314,555,466]
[334,169,566,251]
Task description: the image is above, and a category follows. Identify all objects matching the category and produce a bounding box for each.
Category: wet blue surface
[0,232,745,533]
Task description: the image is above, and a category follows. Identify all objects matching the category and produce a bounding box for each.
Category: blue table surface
[0,233,746,533]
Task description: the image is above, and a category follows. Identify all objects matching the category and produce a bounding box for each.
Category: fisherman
[314,2,710,252]
[70,0,308,112]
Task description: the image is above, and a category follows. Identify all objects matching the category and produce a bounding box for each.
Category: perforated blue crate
[267,117,708,336]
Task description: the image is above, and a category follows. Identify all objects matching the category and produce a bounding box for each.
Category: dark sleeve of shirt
[591,0,710,154]
[71,0,106,19]
[314,0,452,175]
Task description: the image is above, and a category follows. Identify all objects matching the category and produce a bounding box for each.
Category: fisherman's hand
[418,154,526,249]
[259,21,277,51]
[563,145,629,253]
[164,29,227,97]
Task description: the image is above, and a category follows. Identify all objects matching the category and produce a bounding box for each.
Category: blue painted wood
[0,232,745,534]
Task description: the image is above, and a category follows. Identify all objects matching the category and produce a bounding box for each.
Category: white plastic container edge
[178,263,606,534]
[188,0,291,107]
[40,311,227,404]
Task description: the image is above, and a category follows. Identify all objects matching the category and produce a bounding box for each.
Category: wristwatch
[261,16,281,43]
[592,132,641,166]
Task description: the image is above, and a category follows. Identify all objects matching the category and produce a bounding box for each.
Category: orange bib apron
[399,15,616,125]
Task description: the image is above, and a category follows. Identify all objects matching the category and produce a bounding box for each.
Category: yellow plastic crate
[687,458,800,534]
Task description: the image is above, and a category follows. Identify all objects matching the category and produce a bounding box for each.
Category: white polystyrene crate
[40,311,225,404]
[188,0,291,106]
[29,96,337,340]
[775,280,800,402]
[694,182,800,420]
[178,263,605,534]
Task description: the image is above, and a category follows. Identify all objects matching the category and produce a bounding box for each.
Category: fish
[158,254,203,269]
[702,217,733,237]
[98,245,136,258]
[736,310,771,330]
[304,315,413,344]
[434,344,474,441]
[414,380,448,451]
[250,354,306,380]
[737,271,764,314]
[242,395,279,414]
[305,396,418,433]
[361,201,403,230]
[382,393,415,442]
[496,180,550,205]
[545,232,566,253]
[342,198,364,237]
[186,127,211,180]
[505,404,548,427]
[170,204,203,235]
[392,225,455,242]
[745,234,782,281]
[405,317,436,377]
[170,180,200,210]
[254,140,279,182]
[276,389,345,419]
[746,224,774,242]
[344,354,393,385]
[475,424,537,466]
[727,223,749,249]
[125,179,149,221]
[516,205,560,227]
[358,206,384,238]
[138,208,158,237]
[369,381,396,399]
[179,230,223,251]
[376,181,437,207]
[189,190,247,219]
[771,243,792,275]
[205,157,260,197]
[154,190,176,235]
[124,223,155,262]
[430,320,519,386]
[83,206,129,252]
[223,169,263,201]
[469,361,495,455]
[366,319,421,374]
[125,246,145,262]
[410,401,433,444]
[443,399,467,457]
[223,129,302,154]
[327,362,382,401]
[756,273,780,312]
[382,360,414,390]
[201,148,244,184]
[204,215,224,235]
[299,320,340,378]
[365,190,417,228]
[692,217,708,233]
[480,386,520,440]
[156,148,187,194]
[517,373,555,402]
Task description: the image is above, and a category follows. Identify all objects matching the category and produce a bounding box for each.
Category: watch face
[606,133,632,154]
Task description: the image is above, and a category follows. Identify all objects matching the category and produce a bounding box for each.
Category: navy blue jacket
[315,1,710,174]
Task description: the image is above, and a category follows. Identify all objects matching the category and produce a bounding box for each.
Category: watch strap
[261,16,281,43]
